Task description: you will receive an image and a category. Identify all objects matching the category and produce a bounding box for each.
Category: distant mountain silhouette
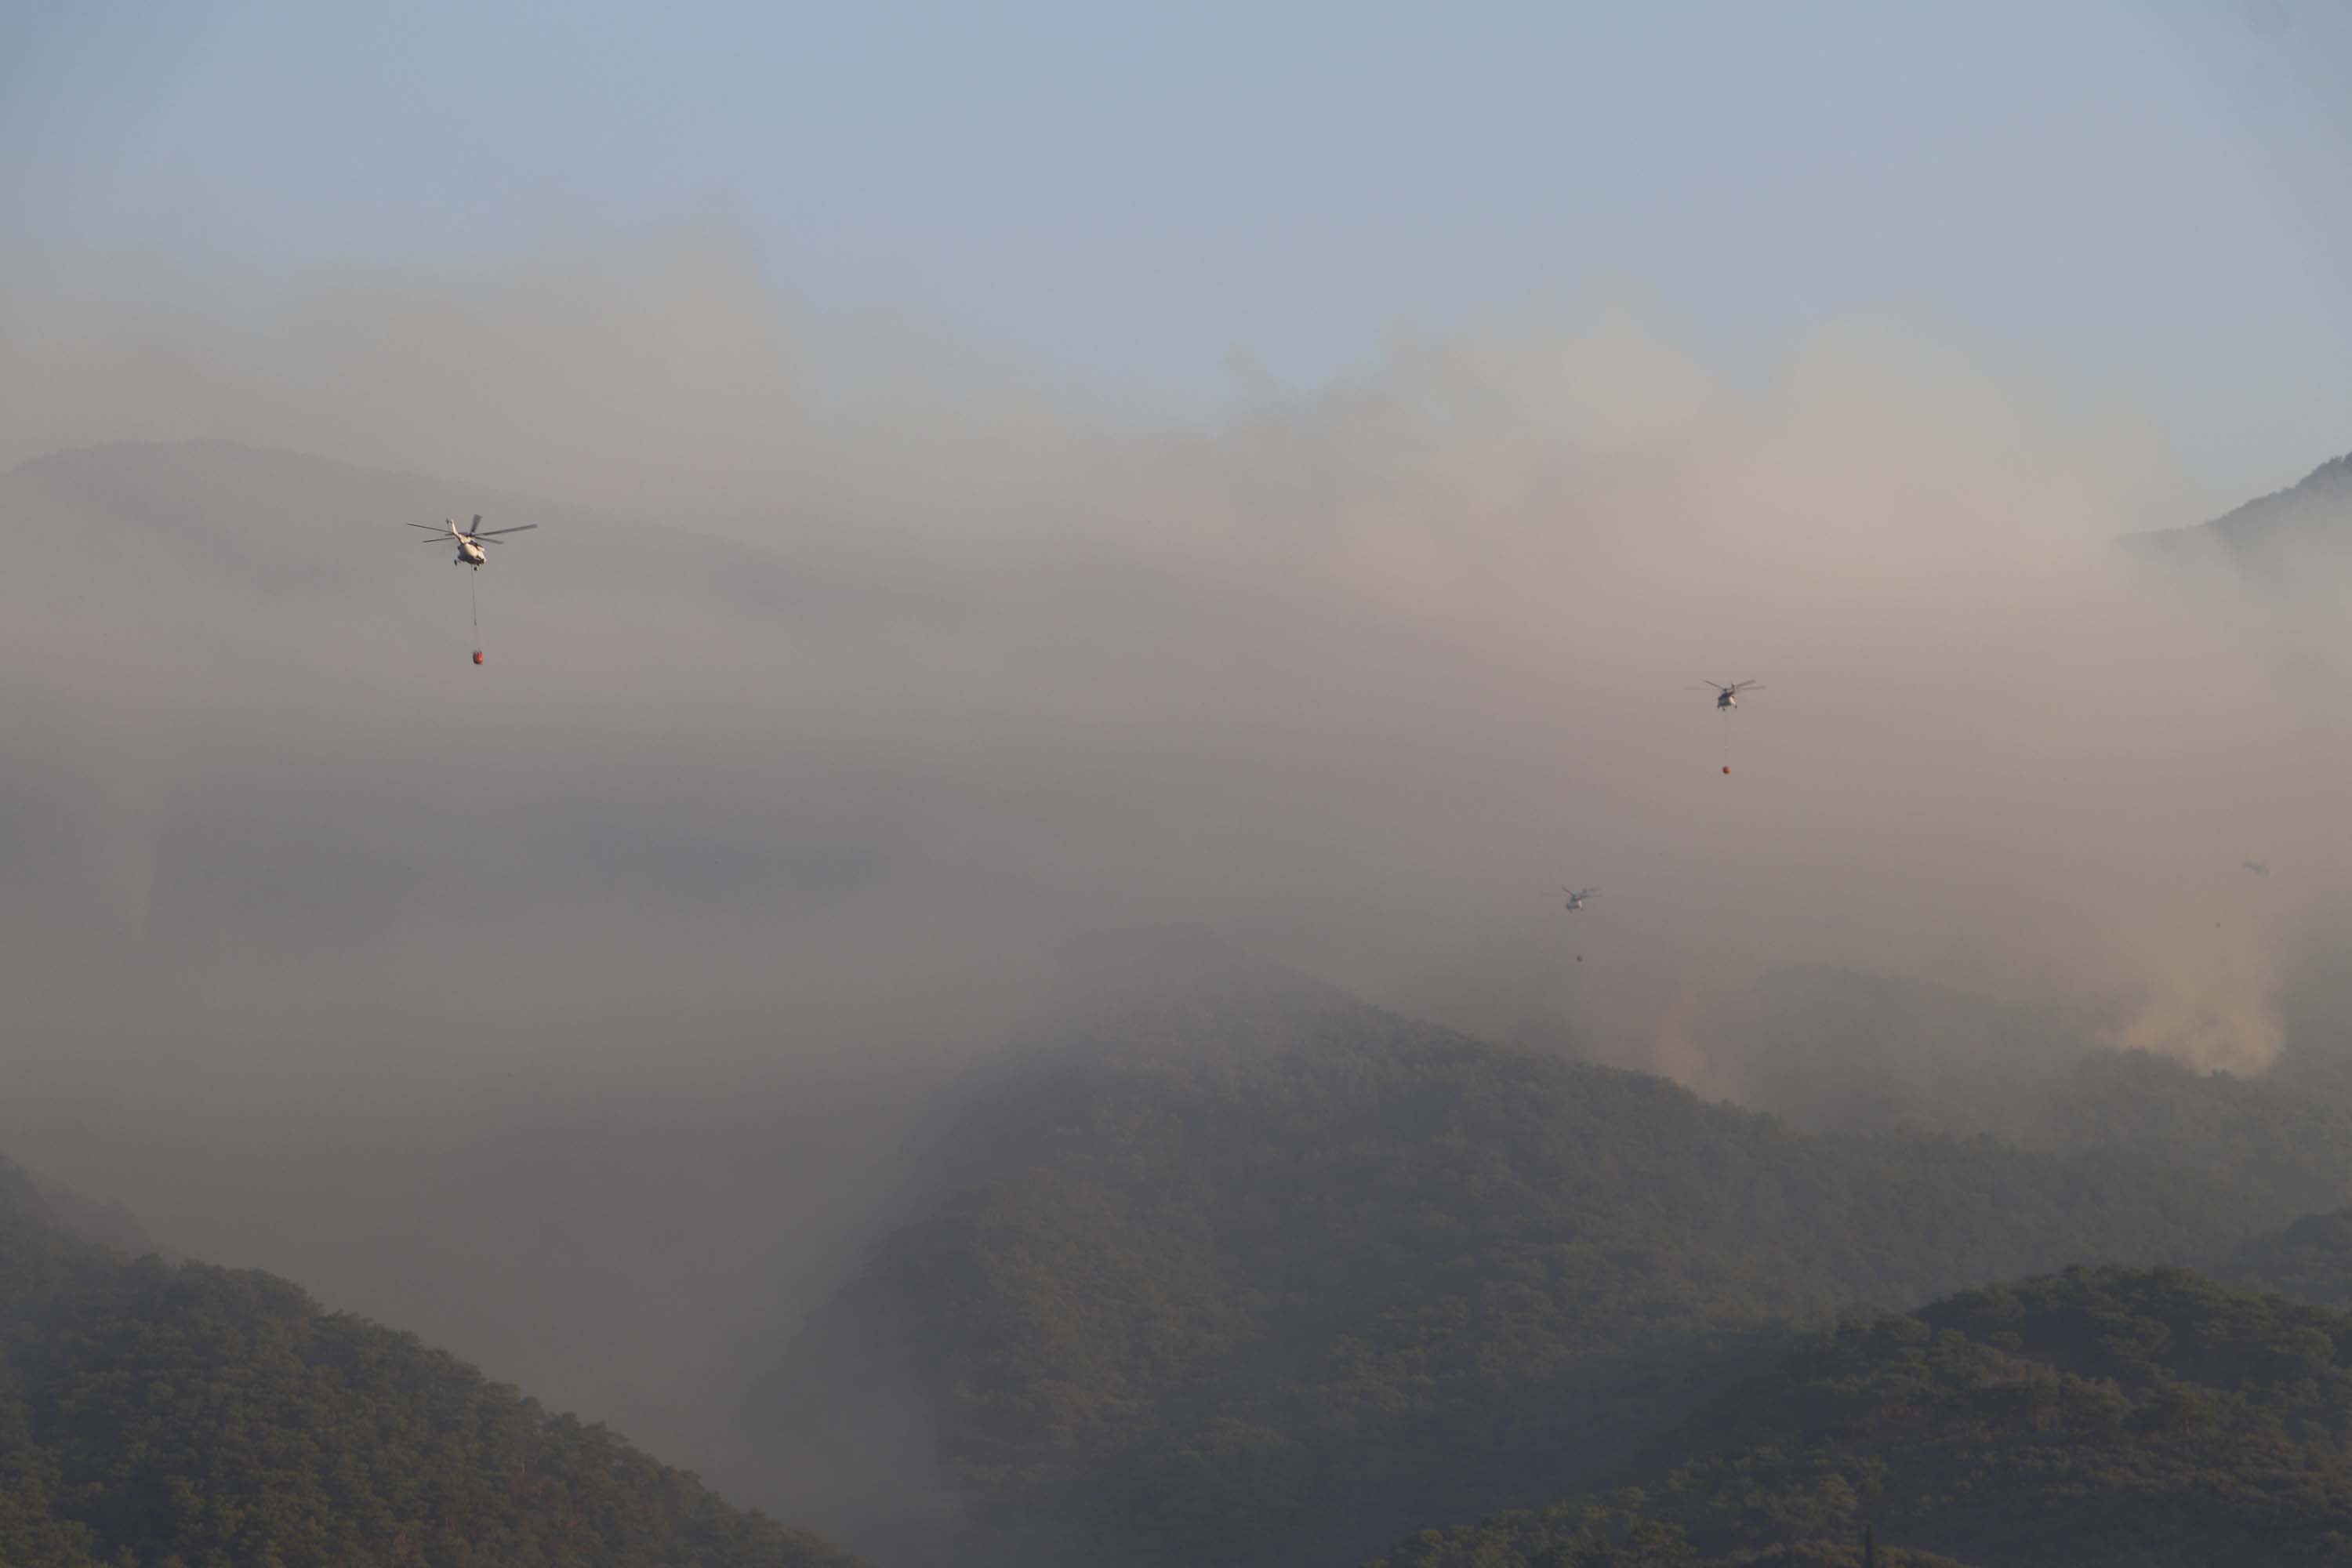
[2136,449,2352,572]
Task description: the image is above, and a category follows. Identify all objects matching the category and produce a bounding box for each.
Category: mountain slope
[2134,447,2352,575]
[17,1169,156,1257]
[2222,1205,2352,1308]
[1374,1267,2352,1568]
[0,437,982,1490]
[2189,449,2352,556]
[1690,967,2352,1223]
[0,1159,863,1568]
[751,956,2322,1567]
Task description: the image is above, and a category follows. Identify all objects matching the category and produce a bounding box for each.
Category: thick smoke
[1,227,2342,1475]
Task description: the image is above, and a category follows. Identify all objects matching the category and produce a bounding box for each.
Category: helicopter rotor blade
[471,524,537,537]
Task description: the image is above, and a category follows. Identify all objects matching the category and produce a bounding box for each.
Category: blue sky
[5,0,2348,508]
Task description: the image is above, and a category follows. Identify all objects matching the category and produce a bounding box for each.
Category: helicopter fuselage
[453,538,486,566]
[1716,692,1736,710]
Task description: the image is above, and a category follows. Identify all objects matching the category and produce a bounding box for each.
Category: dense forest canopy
[1374,1267,2352,1568]
[0,1160,863,1568]
[753,948,2352,1566]
[25,931,2352,1568]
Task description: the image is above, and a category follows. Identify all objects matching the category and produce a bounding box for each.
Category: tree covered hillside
[0,1160,862,1568]
[2223,1206,2352,1308]
[1377,1504,1972,1568]
[754,960,2318,1568]
[1376,1268,2352,1568]
[1685,967,2352,1225]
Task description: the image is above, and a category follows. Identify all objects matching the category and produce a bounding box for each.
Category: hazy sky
[8,3,2352,1505]
[5,1,2348,509]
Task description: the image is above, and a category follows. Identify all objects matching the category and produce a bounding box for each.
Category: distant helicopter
[407,514,537,568]
[1563,887,1598,912]
[1702,680,1762,711]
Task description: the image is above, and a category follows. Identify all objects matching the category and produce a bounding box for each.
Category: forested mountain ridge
[1687,966,2352,1223]
[2185,448,2352,556]
[11,1168,157,1258]
[753,954,2337,1568]
[0,1159,864,1568]
[1374,1266,2352,1568]
[2223,1205,2352,1308]
[2134,446,2352,576]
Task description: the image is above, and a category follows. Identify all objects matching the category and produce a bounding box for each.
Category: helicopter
[1563,887,1598,912]
[1702,680,1762,711]
[407,514,537,568]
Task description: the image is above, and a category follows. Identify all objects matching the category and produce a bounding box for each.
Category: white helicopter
[1703,680,1762,711]
[408,514,537,567]
[1563,887,1598,912]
